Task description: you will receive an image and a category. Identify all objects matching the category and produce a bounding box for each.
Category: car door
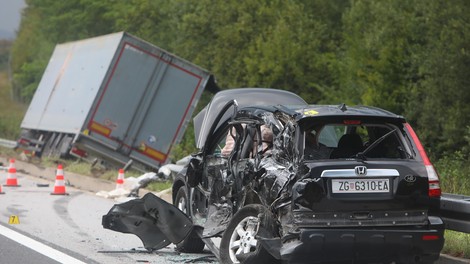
[198,121,259,237]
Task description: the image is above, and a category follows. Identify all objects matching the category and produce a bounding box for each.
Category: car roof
[237,104,405,120]
[290,104,405,120]
[260,104,406,127]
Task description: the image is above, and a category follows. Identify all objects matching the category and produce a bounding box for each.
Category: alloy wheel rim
[228,216,259,263]
[177,196,186,214]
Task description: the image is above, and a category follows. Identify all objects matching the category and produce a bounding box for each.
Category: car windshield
[303,122,409,160]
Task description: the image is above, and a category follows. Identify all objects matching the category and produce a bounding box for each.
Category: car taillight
[18,138,29,145]
[405,123,441,198]
[426,166,442,197]
[422,234,440,241]
[343,120,362,125]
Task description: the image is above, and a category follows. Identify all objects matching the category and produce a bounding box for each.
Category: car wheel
[220,204,279,264]
[175,187,188,214]
[174,187,205,253]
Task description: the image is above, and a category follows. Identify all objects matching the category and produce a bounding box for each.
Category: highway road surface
[0,157,467,264]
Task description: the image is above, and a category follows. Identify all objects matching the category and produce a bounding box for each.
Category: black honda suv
[103,88,444,264]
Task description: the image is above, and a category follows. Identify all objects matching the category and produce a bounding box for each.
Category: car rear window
[304,122,410,160]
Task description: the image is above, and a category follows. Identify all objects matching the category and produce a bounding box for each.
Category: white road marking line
[0,224,86,264]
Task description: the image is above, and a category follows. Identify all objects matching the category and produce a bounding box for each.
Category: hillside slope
[0,70,26,139]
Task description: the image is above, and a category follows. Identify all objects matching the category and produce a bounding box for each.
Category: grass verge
[443,231,470,258]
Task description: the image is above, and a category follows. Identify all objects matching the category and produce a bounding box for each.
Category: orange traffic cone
[4,159,20,187]
[116,169,125,189]
[0,185,4,194]
[51,164,69,195]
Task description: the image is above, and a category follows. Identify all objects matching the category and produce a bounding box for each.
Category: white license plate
[331,178,390,193]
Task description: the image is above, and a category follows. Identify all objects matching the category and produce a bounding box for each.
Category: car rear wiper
[397,145,413,159]
[354,129,397,160]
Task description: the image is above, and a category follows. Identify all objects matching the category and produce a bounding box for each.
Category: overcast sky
[0,0,27,39]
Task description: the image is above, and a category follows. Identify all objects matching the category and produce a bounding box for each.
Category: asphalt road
[0,160,217,264]
[0,157,467,264]
[0,230,61,264]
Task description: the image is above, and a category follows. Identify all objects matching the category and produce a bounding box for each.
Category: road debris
[96,172,158,200]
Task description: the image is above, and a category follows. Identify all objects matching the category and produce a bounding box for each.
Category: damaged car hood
[102,193,193,251]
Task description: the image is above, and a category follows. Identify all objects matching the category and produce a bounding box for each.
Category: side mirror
[186,158,202,187]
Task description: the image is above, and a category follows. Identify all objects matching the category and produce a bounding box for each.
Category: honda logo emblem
[404,175,416,183]
[355,166,367,176]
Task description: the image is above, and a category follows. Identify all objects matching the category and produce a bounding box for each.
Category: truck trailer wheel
[174,187,205,253]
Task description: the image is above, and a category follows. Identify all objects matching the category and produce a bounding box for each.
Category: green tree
[338,0,418,113]
[0,40,13,70]
[174,0,348,103]
[10,1,52,101]
[109,0,180,51]
[11,0,118,101]
[405,0,470,158]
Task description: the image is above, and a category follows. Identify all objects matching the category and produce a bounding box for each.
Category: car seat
[330,133,363,159]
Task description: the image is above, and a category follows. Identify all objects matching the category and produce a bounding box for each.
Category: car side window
[317,125,340,147]
[304,126,334,160]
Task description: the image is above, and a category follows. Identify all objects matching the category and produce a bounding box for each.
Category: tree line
[0,40,13,70]
[10,0,470,188]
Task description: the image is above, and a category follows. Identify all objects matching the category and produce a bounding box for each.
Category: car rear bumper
[278,217,444,264]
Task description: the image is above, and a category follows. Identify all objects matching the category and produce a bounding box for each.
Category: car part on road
[102,193,192,251]
[175,227,206,254]
[174,187,206,253]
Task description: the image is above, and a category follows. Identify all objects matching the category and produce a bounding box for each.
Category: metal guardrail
[0,138,17,149]
[441,193,470,233]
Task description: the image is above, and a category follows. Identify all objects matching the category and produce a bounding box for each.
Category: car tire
[174,187,205,253]
[174,187,188,214]
[219,204,279,264]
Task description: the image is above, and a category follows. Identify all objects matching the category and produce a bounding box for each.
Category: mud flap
[102,193,193,250]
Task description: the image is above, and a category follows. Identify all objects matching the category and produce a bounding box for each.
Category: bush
[0,71,26,140]
[435,151,470,195]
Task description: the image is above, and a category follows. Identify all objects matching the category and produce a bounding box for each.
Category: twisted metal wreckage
[103,88,470,264]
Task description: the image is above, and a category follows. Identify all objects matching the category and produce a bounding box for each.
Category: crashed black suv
[104,88,444,264]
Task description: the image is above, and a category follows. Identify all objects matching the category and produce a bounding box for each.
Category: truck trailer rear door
[77,33,213,170]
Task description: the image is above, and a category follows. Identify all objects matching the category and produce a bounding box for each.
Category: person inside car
[221,124,273,157]
[221,127,236,157]
[304,126,332,159]
[256,125,273,156]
